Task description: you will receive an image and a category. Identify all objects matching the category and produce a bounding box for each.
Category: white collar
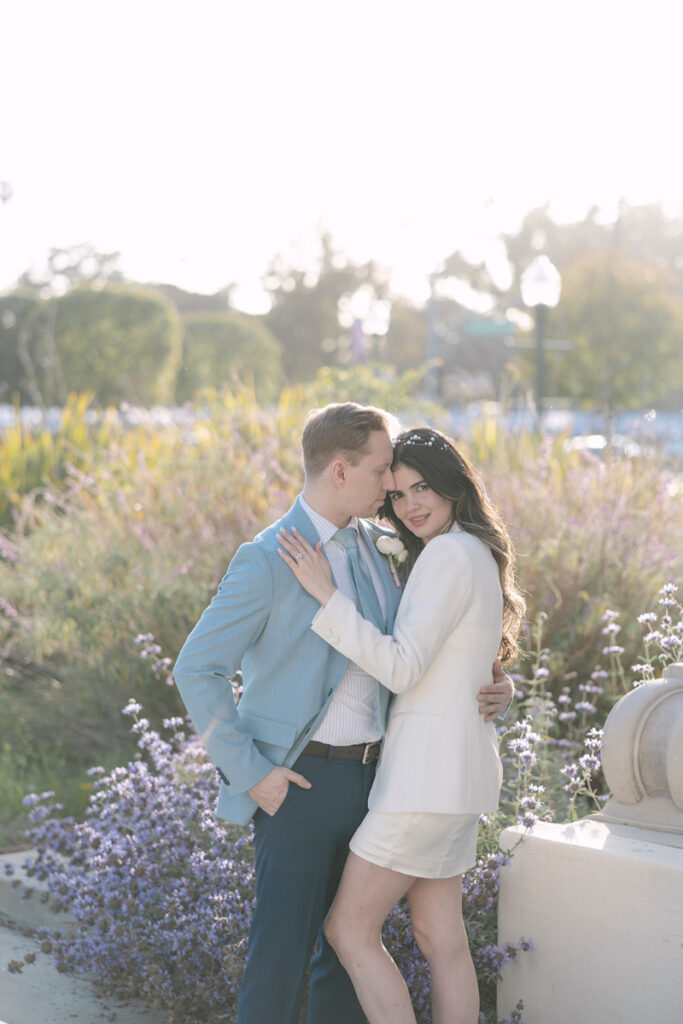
[299,494,359,545]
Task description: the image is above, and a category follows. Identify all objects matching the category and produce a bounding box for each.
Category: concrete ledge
[0,850,168,1024]
[497,819,683,1024]
[0,920,168,1024]
[0,850,72,932]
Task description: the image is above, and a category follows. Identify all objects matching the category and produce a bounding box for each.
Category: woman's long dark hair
[379,427,525,662]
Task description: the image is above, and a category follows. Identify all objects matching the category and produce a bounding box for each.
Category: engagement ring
[295,553,304,561]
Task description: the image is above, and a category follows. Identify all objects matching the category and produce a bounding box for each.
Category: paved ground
[0,851,167,1024]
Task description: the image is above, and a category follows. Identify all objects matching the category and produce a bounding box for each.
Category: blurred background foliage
[174,311,283,404]
[2,201,683,411]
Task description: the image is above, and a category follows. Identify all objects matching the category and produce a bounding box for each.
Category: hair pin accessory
[395,432,450,451]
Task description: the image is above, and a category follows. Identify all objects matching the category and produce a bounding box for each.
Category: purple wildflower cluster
[560,727,605,812]
[133,633,176,688]
[11,710,256,1023]
[502,581,681,825]
[594,583,682,690]
[635,582,682,677]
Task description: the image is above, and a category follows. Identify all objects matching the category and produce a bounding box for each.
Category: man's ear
[329,457,348,487]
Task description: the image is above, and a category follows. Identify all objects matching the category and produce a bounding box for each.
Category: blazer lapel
[283,496,324,547]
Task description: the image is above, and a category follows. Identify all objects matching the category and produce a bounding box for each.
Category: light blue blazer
[173,496,403,825]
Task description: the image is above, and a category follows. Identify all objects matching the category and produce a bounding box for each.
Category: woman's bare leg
[406,875,478,1024]
[324,852,417,1024]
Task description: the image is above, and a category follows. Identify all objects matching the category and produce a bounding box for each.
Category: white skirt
[349,810,480,879]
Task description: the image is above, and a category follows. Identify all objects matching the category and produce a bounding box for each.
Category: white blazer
[311,524,504,814]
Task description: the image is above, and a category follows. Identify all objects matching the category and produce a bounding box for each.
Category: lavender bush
[8,698,530,1024]
[11,711,254,1022]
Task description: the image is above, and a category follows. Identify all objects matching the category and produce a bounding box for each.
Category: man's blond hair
[302,402,391,479]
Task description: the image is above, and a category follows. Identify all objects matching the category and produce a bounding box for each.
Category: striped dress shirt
[300,496,387,745]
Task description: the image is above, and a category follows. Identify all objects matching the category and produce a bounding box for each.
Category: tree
[0,293,51,404]
[548,253,683,412]
[50,285,182,406]
[16,243,124,296]
[149,282,233,315]
[175,312,283,403]
[382,300,428,373]
[434,202,683,408]
[263,232,391,381]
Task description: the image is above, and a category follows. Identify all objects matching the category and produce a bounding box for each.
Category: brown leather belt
[302,740,382,765]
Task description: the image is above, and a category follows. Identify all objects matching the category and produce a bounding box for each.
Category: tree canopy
[551,253,683,411]
[50,285,182,406]
[3,203,683,410]
[263,232,392,382]
[175,311,283,404]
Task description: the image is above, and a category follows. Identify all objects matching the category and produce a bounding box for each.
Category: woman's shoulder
[424,524,476,553]
[415,527,490,574]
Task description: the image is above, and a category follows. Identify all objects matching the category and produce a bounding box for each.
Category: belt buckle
[362,741,380,765]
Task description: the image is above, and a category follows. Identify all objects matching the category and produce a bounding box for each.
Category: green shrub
[50,285,182,405]
[175,311,283,404]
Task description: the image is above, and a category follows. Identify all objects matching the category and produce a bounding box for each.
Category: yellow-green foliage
[0,393,113,526]
[290,361,437,416]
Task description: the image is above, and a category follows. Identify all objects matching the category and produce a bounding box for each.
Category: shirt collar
[299,494,359,545]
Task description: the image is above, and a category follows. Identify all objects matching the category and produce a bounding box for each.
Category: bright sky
[1,0,681,311]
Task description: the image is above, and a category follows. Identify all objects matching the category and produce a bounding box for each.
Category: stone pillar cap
[599,662,683,833]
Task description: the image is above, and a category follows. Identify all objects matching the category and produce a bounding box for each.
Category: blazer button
[323,628,333,638]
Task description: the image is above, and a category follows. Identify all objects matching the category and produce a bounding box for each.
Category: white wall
[497,819,683,1024]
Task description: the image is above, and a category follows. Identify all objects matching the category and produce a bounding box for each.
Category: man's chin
[357,498,385,519]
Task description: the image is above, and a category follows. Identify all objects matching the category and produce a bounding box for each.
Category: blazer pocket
[236,710,299,748]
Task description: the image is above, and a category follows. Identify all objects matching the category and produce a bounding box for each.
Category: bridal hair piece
[394,430,451,452]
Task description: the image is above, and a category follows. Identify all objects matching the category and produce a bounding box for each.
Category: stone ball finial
[600,663,683,832]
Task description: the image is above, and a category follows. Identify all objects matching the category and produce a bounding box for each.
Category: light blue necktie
[334,527,385,631]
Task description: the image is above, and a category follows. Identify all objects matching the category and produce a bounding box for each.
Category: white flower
[386,537,404,557]
[375,534,407,586]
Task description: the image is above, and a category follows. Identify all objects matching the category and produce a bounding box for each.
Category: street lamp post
[425,272,441,400]
[520,254,562,428]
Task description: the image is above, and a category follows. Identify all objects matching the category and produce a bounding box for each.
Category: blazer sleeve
[173,542,276,795]
[311,535,474,693]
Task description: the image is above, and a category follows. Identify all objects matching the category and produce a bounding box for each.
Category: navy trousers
[236,753,376,1024]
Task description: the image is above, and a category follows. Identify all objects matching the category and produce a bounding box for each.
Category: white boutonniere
[375,535,408,586]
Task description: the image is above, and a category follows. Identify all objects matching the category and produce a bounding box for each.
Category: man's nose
[382,468,394,489]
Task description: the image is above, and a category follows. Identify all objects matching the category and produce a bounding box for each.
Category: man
[173,402,513,1024]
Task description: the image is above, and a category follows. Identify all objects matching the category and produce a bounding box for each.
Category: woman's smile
[389,464,455,544]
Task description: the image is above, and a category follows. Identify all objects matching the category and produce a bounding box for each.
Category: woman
[277,427,525,1024]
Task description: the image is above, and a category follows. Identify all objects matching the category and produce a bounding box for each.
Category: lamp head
[520,254,562,308]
